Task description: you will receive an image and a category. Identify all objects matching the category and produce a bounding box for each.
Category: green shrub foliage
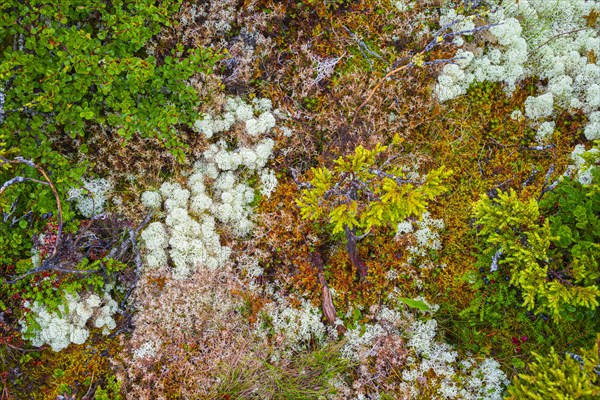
[506,336,600,399]
[296,137,450,237]
[0,0,220,265]
[473,182,600,320]
[0,0,218,157]
[296,138,449,277]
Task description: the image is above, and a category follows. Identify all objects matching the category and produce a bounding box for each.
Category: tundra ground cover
[1,0,599,398]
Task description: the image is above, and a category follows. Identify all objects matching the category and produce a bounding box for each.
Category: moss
[4,336,123,399]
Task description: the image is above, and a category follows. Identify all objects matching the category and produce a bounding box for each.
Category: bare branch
[0,176,48,195]
[345,225,368,279]
[538,164,560,201]
[343,25,384,70]
[0,156,64,257]
[521,144,555,151]
[2,198,19,223]
[310,249,346,335]
[116,213,152,310]
[352,16,499,124]
[490,249,503,272]
[7,213,151,285]
[323,172,349,200]
[352,62,413,125]
[522,165,538,188]
[0,89,5,125]
[369,168,423,186]
[7,260,96,284]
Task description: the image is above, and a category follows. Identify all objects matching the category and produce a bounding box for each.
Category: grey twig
[490,249,502,272]
[539,164,560,200]
[118,212,153,310]
[0,89,5,125]
[8,261,97,284]
[521,144,555,151]
[343,25,384,70]
[352,15,498,124]
[0,156,64,257]
[424,18,501,53]
[369,168,423,186]
[522,165,538,187]
[290,168,312,189]
[0,176,48,193]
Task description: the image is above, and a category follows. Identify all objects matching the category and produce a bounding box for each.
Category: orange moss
[11,336,122,400]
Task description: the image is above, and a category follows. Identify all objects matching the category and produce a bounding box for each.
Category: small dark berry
[479,267,485,273]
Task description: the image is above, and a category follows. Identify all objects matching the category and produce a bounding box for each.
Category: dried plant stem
[310,249,346,334]
[352,63,412,125]
[351,17,499,125]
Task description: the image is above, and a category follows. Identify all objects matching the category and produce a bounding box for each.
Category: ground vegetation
[1,0,600,399]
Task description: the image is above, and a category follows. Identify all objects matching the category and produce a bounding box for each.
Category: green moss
[506,336,600,399]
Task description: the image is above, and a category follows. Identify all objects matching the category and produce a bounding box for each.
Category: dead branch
[309,249,346,335]
[351,17,500,125]
[0,176,48,193]
[8,212,151,285]
[522,164,538,188]
[352,63,412,125]
[345,225,368,279]
[0,156,64,258]
[117,212,153,311]
[290,167,312,189]
[538,164,560,201]
[7,262,97,284]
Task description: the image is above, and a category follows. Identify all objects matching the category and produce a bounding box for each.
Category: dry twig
[351,17,500,125]
[0,156,64,257]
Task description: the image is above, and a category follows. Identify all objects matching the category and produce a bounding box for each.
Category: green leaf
[511,357,526,369]
[397,297,430,311]
[556,224,573,247]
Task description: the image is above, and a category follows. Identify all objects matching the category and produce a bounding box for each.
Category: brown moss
[7,336,122,400]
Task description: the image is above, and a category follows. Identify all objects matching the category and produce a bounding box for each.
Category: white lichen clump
[570,144,600,185]
[256,295,327,360]
[402,318,508,400]
[342,322,387,361]
[337,300,508,399]
[133,339,162,360]
[535,121,556,143]
[585,111,600,141]
[141,190,162,209]
[21,291,118,352]
[525,92,554,120]
[435,1,600,142]
[396,212,445,261]
[141,97,279,279]
[141,181,232,279]
[194,96,276,139]
[67,178,113,218]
